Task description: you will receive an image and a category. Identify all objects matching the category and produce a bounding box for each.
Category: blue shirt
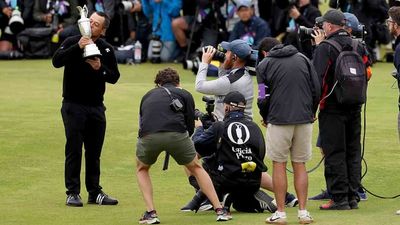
[229,16,271,47]
[142,0,181,42]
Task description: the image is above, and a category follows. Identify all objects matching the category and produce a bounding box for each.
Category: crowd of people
[17,0,398,224]
[50,1,400,223]
[0,0,395,64]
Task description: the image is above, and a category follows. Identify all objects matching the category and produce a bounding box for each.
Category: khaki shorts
[136,132,196,165]
[266,123,313,163]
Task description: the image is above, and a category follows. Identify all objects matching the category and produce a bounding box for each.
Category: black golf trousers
[61,102,106,195]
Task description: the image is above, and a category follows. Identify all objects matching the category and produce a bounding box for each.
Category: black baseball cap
[223,91,246,108]
[321,9,346,26]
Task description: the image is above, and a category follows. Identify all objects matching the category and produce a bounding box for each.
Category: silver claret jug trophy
[77,5,101,58]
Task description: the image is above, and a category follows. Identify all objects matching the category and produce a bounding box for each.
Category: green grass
[0,59,399,225]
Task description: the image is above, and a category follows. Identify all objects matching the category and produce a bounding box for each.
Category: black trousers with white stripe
[61,102,106,195]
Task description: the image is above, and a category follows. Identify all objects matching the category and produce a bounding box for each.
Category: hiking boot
[266,211,287,224]
[88,191,118,205]
[215,207,232,221]
[198,199,213,211]
[254,190,277,213]
[308,189,331,201]
[298,210,314,224]
[139,210,160,224]
[319,199,350,210]
[285,193,299,207]
[66,194,83,207]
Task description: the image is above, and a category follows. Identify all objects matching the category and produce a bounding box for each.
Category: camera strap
[228,68,245,84]
[160,86,174,101]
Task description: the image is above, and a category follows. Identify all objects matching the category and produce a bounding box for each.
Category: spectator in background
[123,0,151,61]
[229,0,271,47]
[284,0,321,59]
[33,0,79,43]
[0,0,30,52]
[33,0,78,28]
[329,0,389,62]
[142,0,181,62]
[86,0,115,19]
[171,0,197,61]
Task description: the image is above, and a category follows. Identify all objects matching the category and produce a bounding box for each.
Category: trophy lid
[77,5,88,19]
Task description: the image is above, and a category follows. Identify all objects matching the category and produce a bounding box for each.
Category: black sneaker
[254,190,277,213]
[180,191,205,212]
[215,207,232,221]
[88,191,118,205]
[198,199,213,211]
[180,198,201,212]
[66,194,83,207]
[308,189,331,201]
[285,193,299,207]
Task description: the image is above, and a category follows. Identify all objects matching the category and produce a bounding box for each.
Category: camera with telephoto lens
[150,34,162,63]
[194,96,215,129]
[298,18,323,40]
[120,0,139,13]
[183,46,225,74]
[8,7,24,34]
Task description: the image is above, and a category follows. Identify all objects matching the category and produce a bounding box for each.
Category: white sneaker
[396,210,400,215]
[266,211,287,224]
[298,210,314,224]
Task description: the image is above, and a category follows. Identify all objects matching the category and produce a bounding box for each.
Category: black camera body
[246,49,259,76]
[170,98,183,112]
[183,46,225,75]
[195,96,215,129]
[352,24,367,42]
[202,46,226,62]
[298,16,323,40]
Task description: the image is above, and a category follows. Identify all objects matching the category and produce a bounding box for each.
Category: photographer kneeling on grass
[195,39,254,121]
[136,68,231,224]
[181,91,298,214]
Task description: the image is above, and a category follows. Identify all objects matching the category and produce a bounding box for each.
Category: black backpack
[323,39,367,105]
